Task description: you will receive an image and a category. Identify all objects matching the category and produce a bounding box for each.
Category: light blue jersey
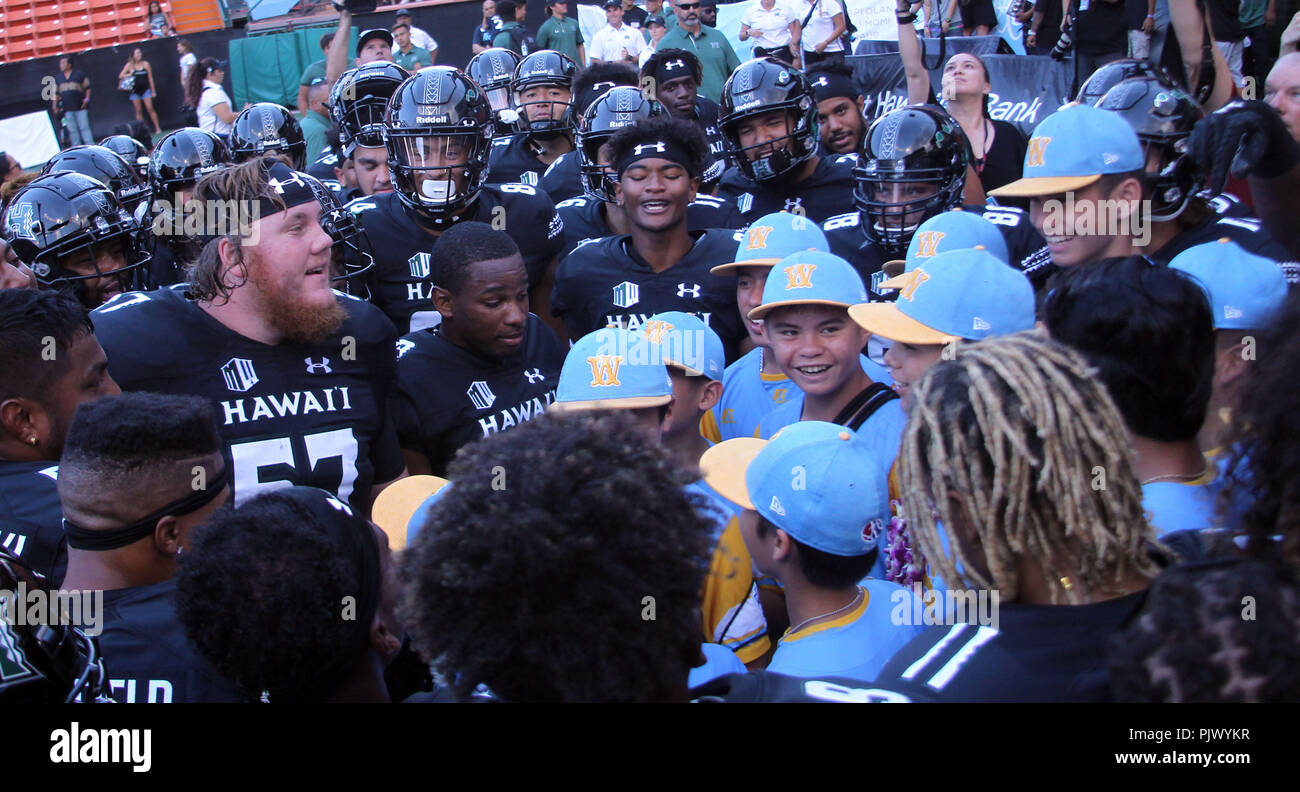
[767,580,925,682]
[1142,478,1219,537]
[707,347,798,442]
[756,388,907,477]
[687,642,747,688]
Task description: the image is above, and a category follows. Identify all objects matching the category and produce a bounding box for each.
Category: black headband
[257,160,320,220]
[653,55,699,87]
[810,71,858,103]
[63,465,231,551]
[615,139,696,177]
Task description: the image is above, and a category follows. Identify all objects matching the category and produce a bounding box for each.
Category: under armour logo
[665,59,686,71]
[913,231,945,258]
[633,142,667,156]
[523,368,545,383]
[304,357,332,374]
[587,355,624,386]
[899,269,930,301]
[644,319,673,344]
[268,173,306,194]
[746,225,773,250]
[1026,136,1051,168]
[677,283,701,298]
[784,263,816,290]
[812,76,829,87]
[784,197,804,212]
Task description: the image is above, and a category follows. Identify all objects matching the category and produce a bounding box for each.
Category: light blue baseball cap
[879,209,1011,291]
[699,421,890,557]
[1169,237,1289,331]
[643,311,725,382]
[371,475,452,551]
[749,250,869,320]
[712,211,830,274]
[849,248,1036,344]
[549,327,673,412]
[989,103,1144,198]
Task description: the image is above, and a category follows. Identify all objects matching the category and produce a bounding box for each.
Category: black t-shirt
[1029,0,1063,52]
[551,229,746,356]
[346,186,563,333]
[624,6,649,28]
[1150,204,1300,285]
[718,153,857,226]
[55,69,89,110]
[975,119,1027,197]
[1205,0,1243,42]
[91,285,405,513]
[488,133,573,189]
[554,193,744,260]
[871,592,1148,702]
[822,203,1053,296]
[1075,0,1129,56]
[306,147,341,181]
[691,97,730,186]
[392,314,566,475]
[0,460,64,584]
[86,579,243,703]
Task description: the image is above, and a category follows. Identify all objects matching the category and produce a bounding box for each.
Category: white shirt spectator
[197,80,233,136]
[409,25,438,54]
[742,1,798,49]
[590,23,646,62]
[179,51,197,84]
[795,0,844,53]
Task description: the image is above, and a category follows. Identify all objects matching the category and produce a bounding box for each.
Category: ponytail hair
[186,56,218,108]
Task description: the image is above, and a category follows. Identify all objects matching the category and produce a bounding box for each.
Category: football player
[91,158,407,515]
[555,85,740,260]
[717,58,855,225]
[57,392,241,702]
[487,50,578,188]
[539,59,641,203]
[550,115,743,356]
[228,102,309,171]
[806,61,867,156]
[42,144,151,218]
[0,288,119,583]
[349,66,563,335]
[329,61,410,199]
[143,127,233,288]
[466,47,524,138]
[3,172,150,307]
[828,105,1050,297]
[392,222,565,476]
[639,49,728,191]
[98,134,151,181]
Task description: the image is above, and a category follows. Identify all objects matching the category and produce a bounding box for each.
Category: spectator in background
[539,0,586,66]
[493,0,531,52]
[297,33,333,118]
[392,23,432,71]
[1065,0,1128,77]
[473,0,501,54]
[623,0,649,29]
[1241,0,1277,90]
[0,153,21,186]
[740,0,803,67]
[640,14,669,66]
[119,48,162,136]
[1208,0,1247,89]
[1023,0,1063,54]
[300,79,332,166]
[700,0,718,27]
[644,0,678,38]
[1266,52,1300,140]
[0,239,35,288]
[591,0,647,63]
[395,10,438,60]
[658,0,741,102]
[1127,0,1156,58]
[186,58,237,137]
[53,56,93,148]
[146,1,173,39]
[796,0,848,68]
[177,39,197,86]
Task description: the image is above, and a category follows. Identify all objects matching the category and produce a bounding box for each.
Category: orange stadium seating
[0,0,225,64]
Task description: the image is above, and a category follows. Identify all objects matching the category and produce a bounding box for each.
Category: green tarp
[227,26,358,108]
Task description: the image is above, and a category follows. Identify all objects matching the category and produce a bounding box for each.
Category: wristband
[897,11,918,23]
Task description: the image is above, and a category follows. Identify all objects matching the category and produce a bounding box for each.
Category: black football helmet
[2,172,150,306]
[853,105,970,259]
[148,127,232,195]
[1098,76,1205,221]
[98,134,151,180]
[385,67,495,223]
[510,50,578,136]
[719,58,820,183]
[0,550,111,704]
[329,61,410,156]
[229,102,308,170]
[467,47,524,135]
[1075,58,1175,107]
[300,172,375,297]
[576,86,663,203]
[43,144,151,217]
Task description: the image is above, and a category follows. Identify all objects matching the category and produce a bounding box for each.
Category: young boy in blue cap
[701,421,923,681]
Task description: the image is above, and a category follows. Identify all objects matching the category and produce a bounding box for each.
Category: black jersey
[1150,205,1300,285]
[91,286,405,513]
[487,133,574,189]
[554,193,745,260]
[86,579,243,703]
[392,314,566,475]
[540,151,583,204]
[0,460,64,584]
[551,229,745,356]
[690,97,730,186]
[870,592,1147,702]
[306,147,339,181]
[346,186,563,333]
[718,153,857,226]
[822,204,1053,297]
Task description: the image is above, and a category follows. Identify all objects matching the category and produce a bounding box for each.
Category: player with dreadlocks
[870,333,1161,702]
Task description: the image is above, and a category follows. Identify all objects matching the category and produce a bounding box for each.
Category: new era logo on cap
[1225,305,1243,320]
[973,316,990,331]
[769,495,786,517]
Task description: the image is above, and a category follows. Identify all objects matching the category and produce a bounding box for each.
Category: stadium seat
[89,0,118,9]
[91,27,123,45]
[36,18,64,35]
[7,6,36,23]
[91,10,117,26]
[65,13,93,31]
[64,0,92,11]
[5,39,36,61]
[63,28,93,47]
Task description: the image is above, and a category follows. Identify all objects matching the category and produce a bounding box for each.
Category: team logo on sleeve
[783,263,816,290]
[612,281,640,308]
[467,381,497,410]
[221,358,259,393]
[587,355,623,386]
[913,231,945,258]
[396,339,416,359]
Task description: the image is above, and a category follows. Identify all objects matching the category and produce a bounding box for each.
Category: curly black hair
[605,114,707,181]
[572,60,639,117]
[1222,290,1300,570]
[399,410,713,702]
[0,288,92,403]
[175,491,371,703]
[755,514,878,588]
[430,220,520,294]
[1108,558,1300,701]
[61,392,220,474]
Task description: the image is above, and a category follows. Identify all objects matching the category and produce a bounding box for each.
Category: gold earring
[1059,576,1073,591]
[27,437,37,446]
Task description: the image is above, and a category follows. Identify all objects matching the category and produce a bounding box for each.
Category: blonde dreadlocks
[899,332,1160,605]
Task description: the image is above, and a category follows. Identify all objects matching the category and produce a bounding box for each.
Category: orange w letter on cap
[1026,136,1051,168]
[914,231,945,258]
[784,263,816,289]
[643,320,673,345]
[746,225,773,250]
[587,355,624,386]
